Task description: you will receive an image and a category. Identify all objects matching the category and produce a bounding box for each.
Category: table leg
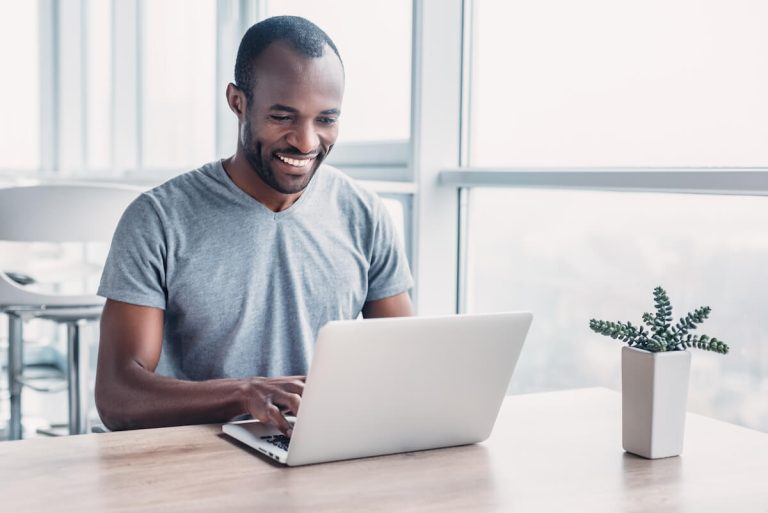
[66,321,89,435]
[8,314,24,440]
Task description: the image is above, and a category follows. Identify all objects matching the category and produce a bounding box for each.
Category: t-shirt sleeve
[365,197,414,302]
[97,194,168,309]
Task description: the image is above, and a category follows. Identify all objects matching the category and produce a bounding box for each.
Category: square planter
[621,346,691,459]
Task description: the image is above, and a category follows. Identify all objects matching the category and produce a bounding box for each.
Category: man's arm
[95,299,303,435]
[361,292,414,318]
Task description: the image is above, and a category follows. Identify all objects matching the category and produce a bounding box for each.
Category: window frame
[41,0,768,318]
[440,0,768,316]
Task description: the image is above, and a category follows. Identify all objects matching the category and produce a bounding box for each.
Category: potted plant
[589,286,729,459]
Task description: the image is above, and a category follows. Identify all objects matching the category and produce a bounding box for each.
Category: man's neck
[221,154,303,213]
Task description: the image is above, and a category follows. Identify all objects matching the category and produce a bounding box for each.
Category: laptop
[222,312,532,466]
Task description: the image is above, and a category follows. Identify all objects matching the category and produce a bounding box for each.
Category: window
[85,0,112,170]
[466,187,768,431]
[469,0,768,167]
[0,2,39,171]
[265,0,412,144]
[381,196,408,257]
[141,0,217,170]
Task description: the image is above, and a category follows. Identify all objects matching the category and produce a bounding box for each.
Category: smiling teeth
[277,155,312,167]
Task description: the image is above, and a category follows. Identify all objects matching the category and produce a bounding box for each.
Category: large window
[1,0,765,439]
[0,1,414,175]
[453,0,768,435]
[470,0,768,167]
[0,2,39,171]
[466,187,768,432]
[141,0,217,170]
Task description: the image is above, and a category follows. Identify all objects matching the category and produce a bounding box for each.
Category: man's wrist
[231,379,252,418]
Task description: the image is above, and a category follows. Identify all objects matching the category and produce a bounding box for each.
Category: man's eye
[270,115,292,122]
[318,117,338,126]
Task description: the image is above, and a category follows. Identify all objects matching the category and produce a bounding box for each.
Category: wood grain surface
[1,388,765,513]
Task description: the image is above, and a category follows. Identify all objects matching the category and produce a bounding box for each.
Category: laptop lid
[281,312,532,466]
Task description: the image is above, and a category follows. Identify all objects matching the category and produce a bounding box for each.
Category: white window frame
[437,0,768,315]
[9,0,458,316]
[409,0,466,315]
[440,168,768,196]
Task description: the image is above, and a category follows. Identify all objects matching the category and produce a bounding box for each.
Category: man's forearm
[95,362,246,431]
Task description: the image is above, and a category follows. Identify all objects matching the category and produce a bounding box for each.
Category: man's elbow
[94,378,134,431]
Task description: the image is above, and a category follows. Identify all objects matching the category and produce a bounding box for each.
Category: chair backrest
[0,182,145,308]
[0,183,143,242]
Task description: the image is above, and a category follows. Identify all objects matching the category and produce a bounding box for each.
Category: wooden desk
[1,388,765,512]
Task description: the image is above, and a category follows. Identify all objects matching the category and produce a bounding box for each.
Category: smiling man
[95,16,413,435]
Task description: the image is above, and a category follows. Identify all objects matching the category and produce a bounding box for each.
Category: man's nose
[287,122,320,154]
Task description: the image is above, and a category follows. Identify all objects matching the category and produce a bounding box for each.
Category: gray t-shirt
[98,160,413,380]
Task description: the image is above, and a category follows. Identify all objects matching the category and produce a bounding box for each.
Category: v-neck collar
[210,159,321,221]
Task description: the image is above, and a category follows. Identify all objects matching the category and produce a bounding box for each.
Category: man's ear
[226,83,247,121]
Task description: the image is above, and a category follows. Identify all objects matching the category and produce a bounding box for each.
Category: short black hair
[234,16,342,100]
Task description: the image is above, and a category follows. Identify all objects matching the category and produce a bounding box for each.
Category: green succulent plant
[589,286,729,354]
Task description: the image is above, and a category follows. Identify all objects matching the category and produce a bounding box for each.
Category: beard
[241,118,327,195]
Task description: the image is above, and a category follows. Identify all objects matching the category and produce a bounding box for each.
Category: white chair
[0,183,143,439]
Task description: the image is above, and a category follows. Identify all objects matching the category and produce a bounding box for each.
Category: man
[95,16,413,436]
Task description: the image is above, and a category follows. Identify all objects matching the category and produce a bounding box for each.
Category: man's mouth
[275,153,316,168]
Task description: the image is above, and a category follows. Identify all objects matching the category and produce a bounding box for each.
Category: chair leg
[66,321,89,435]
[8,314,24,440]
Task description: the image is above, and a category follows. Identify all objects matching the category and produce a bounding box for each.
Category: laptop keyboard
[261,434,291,451]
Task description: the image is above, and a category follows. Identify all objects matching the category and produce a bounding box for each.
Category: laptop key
[261,434,291,451]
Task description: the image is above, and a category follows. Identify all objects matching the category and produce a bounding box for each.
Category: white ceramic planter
[621,346,691,459]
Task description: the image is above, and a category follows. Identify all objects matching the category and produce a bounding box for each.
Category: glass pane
[381,196,407,251]
[142,0,216,169]
[467,188,768,432]
[0,2,39,170]
[265,1,412,143]
[470,0,768,167]
[85,0,112,170]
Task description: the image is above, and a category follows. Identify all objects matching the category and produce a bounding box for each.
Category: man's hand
[97,299,306,432]
[240,376,305,436]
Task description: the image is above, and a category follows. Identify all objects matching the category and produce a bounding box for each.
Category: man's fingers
[284,381,305,395]
[267,403,293,436]
[242,376,306,435]
[274,392,301,416]
[277,377,306,394]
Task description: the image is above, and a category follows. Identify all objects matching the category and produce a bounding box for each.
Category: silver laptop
[222,312,532,466]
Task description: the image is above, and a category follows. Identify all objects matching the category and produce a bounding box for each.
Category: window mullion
[215,0,255,158]
[410,0,465,315]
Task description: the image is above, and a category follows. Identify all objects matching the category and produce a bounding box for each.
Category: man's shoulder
[144,160,222,203]
[109,161,230,233]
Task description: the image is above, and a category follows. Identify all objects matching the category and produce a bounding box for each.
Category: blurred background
[0,0,766,439]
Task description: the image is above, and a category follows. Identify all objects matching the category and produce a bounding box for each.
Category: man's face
[240,42,344,195]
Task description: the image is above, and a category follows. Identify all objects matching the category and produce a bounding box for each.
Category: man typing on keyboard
[94,16,413,436]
